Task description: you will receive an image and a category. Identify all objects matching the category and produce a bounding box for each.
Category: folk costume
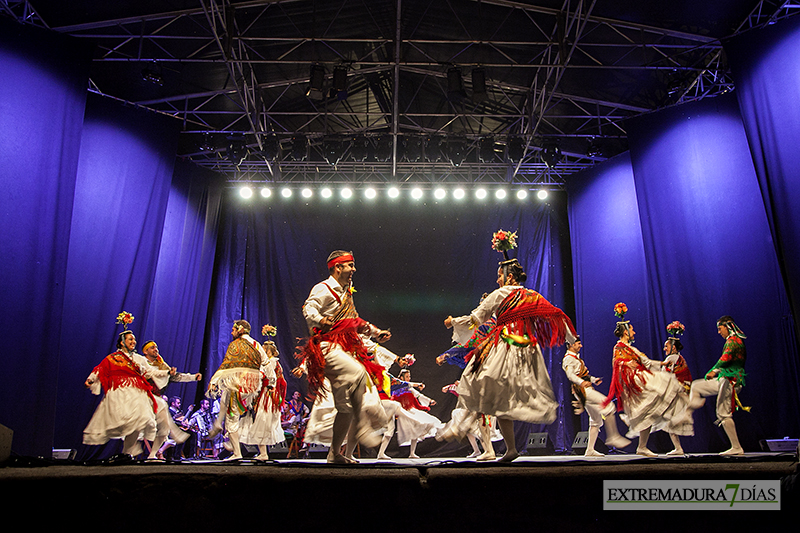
[83,337,159,456]
[206,324,272,459]
[455,284,574,424]
[688,317,748,455]
[240,345,287,459]
[562,340,630,455]
[663,321,693,389]
[297,253,388,461]
[604,304,693,456]
[390,374,445,458]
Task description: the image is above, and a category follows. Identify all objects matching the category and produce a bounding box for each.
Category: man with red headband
[298,250,391,463]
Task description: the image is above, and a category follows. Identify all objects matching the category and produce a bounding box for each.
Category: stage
[2,452,797,531]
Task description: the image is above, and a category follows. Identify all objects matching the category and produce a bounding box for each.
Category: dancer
[390,369,444,459]
[687,316,748,456]
[206,320,273,460]
[83,312,158,459]
[240,334,287,460]
[561,336,630,456]
[605,303,693,457]
[297,250,390,463]
[441,381,501,460]
[140,340,201,460]
[444,230,576,462]
[659,320,693,455]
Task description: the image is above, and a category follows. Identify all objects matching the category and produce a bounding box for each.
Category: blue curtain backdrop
[202,191,577,453]
[568,94,800,453]
[0,19,92,457]
[726,16,800,350]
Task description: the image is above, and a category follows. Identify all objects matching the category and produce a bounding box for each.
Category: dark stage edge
[2,452,798,532]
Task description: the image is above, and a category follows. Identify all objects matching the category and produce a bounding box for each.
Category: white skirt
[622,370,694,436]
[457,342,557,424]
[240,394,286,446]
[83,386,157,445]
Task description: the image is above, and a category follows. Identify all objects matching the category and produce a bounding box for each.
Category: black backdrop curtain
[202,191,578,452]
[0,20,92,457]
[568,94,800,453]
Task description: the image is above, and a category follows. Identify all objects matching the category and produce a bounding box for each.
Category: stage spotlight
[537,190,548,200]
[434,188,446,200]
[281,188,292,198]
[472,67,488,103]
[350,135,369,162]
[301,188,313,199]
[425,135,446,162]
[331,65,348,100]
[495,189,507,200]
[541,142,563,168]
[226,136,248,166]
[321,187,333,198]
[507,136,525,163]
[479,136,498,163]
[453,188,465,200]
[261,134,280,161]
[447,137,468,166]
[141,61,163,85]
[239,186,253,199]
[374,134,393,162]
[290,135,307,161]
[306,64,326,100]
[323,136,346,165]
[447,67,466,103]
[475,188,487,199]
[198,132,216,153]
[411,188,423,200]
[516,189,528,200]
[586,138,602,159]
[387,187,400,199]
[340,187,353,199]
[403,135,423,162]
[260,187,272,198]
[364,188,377,199]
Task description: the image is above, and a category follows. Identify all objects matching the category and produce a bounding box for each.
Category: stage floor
[2,451,797,531]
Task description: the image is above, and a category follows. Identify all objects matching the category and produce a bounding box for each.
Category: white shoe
[408,453,420,459]
[636,447,657,457]
[466,450,481,459]
[605,435,631,449]
[476,450,496,461]
[377,453,392,460]
[584,449,605,457]
[666,448,685,456]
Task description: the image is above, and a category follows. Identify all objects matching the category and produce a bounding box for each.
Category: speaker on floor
[571,430,608,455]
[526,432,554,455]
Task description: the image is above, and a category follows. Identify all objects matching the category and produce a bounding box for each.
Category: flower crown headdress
[666,320,685,341]
[491,229,518,261]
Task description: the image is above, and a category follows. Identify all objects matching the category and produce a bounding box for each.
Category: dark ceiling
[4,0,798,187]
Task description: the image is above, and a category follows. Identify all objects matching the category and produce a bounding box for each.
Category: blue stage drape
[726,16,800,351]
[0,20,92,457]
[568,94,800,452]
[203,192,577,452]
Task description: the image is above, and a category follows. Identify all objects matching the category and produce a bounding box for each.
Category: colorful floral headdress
[491,229,518,261]
[116,311,134,329]
[262,324,277,337]
[613,302,628,321]
[398,353,416,367]
[666,320,685,340]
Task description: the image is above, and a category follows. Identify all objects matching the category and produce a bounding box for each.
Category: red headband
[327,253,354,269]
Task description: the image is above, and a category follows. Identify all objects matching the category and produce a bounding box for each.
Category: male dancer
[206,320,273,460]
[687,316,748,455]
[298,250,390,463]
[562,336,630,456]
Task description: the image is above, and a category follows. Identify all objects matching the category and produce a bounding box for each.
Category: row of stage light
[237,185,550,201]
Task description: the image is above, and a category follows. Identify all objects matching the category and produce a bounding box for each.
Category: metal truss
[7,0,799,186]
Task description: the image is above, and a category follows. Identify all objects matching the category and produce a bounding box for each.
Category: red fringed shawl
[296,317,371,399]
[603,342,651,412]
[93,352,158,413]
[393,391,430,412]
[469,288,576,372]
